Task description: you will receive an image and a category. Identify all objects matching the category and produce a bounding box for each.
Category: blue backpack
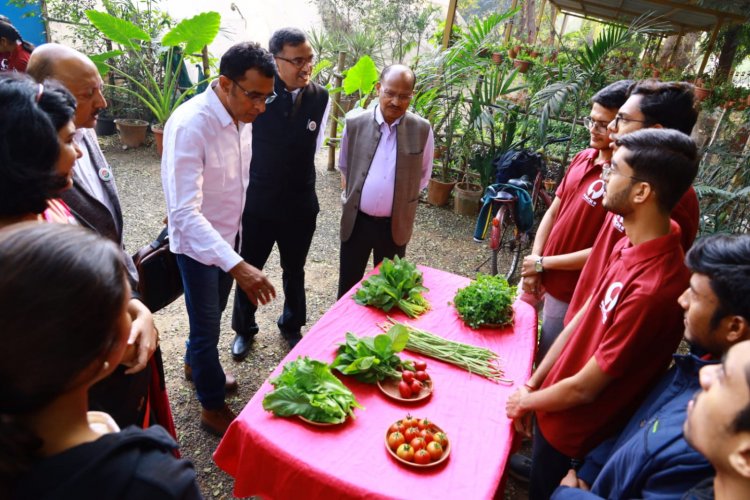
[473,183,534,241]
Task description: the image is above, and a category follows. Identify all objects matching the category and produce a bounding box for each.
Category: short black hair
[380,64,416,90]
[0,74,62,216]
[614,128,698,214]
[627,79,698,135]
[0,20,34,53]
[592,79,632,109]
[219,41,276,80]
[685,234,750,330]
[269,28,307,55]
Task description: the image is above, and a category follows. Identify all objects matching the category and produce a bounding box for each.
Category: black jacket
[13,426,201,500]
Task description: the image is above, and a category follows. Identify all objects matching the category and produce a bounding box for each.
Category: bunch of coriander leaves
[453,274,517,329]
[332,327,414,384]
[262,356,363,423]
[353,256,430,318]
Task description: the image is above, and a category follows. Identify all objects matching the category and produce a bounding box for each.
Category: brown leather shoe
[200,404,237,437]
[184,364,238,392]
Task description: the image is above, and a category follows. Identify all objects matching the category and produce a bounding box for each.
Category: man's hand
[521,275,542,297]
[230,261,276,306]
[521,254,541,278]
[560,469,590,490]
[124,298,157,374]
[506,386,532,437]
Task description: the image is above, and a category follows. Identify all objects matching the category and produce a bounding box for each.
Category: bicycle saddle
[507,177,533,192]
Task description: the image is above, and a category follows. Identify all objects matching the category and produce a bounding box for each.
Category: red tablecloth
[214,266,536,499]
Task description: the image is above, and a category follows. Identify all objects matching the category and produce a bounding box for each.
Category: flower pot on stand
[114,119,149,148]
[151,123,165,157]
[693,87,712,102]
[454,182,482,216]
[491,52,503,65]
[427,178,456,207]
[513,59,531,74]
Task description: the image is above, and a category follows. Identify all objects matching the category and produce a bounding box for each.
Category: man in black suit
[231,28,329,356]
[28,44,159,428]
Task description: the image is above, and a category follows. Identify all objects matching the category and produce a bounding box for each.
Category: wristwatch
[534,256,544,273]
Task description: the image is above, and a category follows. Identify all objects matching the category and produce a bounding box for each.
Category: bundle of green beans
[384,320,510,384]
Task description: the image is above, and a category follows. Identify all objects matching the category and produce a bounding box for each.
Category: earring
[102,361,110,371]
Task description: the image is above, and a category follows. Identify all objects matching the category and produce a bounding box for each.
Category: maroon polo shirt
[565,186,699,324]
[541,148,609,303]
[537,220,689,458]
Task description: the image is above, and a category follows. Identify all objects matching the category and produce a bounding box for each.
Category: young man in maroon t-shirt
[506,129,700,500]
[564,80,700,325]
[520,80,631,364]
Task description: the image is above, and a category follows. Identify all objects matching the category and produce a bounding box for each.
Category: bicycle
[481,136,571,281]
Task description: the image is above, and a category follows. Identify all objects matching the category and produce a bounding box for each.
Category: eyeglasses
[601,163,646,182]
[583,116,610,133]
[381,88,414,102]
[230,78,277,104]
[613,114,648,130]
[275,55,315,69]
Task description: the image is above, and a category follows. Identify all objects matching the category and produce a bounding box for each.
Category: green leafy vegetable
[331,330,413,384]
[262,357,363,423]
[453,274,516,328]
[353,256,430,317]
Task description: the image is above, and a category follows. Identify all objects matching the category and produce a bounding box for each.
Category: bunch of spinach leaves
[453,273,517,328]
[332,329,413,384]
[262,356,363,424]
[353,256,430,318]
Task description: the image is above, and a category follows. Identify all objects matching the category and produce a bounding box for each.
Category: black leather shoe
[281,330,303,349]
[507,453,532,483]
[231,334,253,360]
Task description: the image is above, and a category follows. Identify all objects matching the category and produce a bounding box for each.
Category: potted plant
[86,9,221,153]
[513,54,533,74]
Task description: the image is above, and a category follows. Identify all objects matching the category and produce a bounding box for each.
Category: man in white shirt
[337,65,434,298]
[162,42,277,436]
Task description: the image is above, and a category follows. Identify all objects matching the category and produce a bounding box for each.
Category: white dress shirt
[161,82,251,272]
[338,105,434,217]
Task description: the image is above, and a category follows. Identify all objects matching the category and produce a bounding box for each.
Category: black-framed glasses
[275,55,315,69]
[601,164,646,182]
[613,114,648,130]
[230,78,276,104]
[583,116,610,133]
[381,88,414,102]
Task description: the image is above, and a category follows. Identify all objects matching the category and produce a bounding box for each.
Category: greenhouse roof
[547,0,748,34]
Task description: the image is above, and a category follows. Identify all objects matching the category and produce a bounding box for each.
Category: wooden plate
[385,421,451,468]
[297,415,343,427]
[377,378,433,403]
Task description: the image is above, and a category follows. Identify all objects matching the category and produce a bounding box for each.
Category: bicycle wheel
[490,205,522,281]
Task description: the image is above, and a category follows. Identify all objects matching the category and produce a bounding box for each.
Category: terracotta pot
[508,48,518,59]
[152,123,165,157]
[478,48,490,58]
[513,59,532,74]
[529,50,540,58]
[427,178,456,207]
[652,68,661,78]
[694,87,712,102]
[114,118,149,148]
[453,182,482,216]
[491,52,503,65]
[622,69,631,77]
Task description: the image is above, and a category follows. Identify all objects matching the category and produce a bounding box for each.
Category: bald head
[28,44,107,129]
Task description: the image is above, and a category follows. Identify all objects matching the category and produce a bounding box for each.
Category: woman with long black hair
[0,20,34,73]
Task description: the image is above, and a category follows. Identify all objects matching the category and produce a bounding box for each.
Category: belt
[358,211,391,222]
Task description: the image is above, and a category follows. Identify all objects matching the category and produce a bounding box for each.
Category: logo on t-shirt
[599,281,623,323]
[0,58,9,72]
[613,215,625,233]
[582,179,606,207]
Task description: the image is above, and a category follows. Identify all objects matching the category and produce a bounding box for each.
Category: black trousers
[337,211,406,299]
[232,212,317,338]
[530,423,577,500]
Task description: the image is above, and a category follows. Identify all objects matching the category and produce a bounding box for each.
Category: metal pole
[327,51,347,172]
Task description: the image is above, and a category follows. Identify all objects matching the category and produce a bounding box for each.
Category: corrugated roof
[548,0,748,34]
